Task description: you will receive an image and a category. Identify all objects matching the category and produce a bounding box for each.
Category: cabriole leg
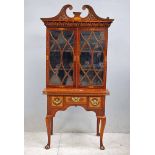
[51,117,53,135]
[98,116,106,150]
[45,115,51,149]
[97,117,100,136]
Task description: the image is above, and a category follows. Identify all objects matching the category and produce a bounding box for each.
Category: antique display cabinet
[41,4,114,150]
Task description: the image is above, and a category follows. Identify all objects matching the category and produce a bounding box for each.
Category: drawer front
[65,96,87,104]
[89,97,102,108]
[49,96,63,107]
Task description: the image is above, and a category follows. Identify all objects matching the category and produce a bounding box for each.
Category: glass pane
[89,33,97,49]
[50,52,60,68]
[80,31,104,86]
[80,52,91,69]
[63,52,73,69]
[87,70,95,80]
[49,70,61,85]
[93,76,102,85]
[81,77,89,86]
[49,30,74,86]
[93,52,103,69]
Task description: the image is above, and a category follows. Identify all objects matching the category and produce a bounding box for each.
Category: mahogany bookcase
[41,4,114,150]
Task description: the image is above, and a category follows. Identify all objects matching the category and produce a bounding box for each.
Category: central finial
[73,12,81,21]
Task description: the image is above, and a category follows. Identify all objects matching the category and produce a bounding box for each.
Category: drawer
[89,97,102,108]
[65,96,87,104]
[49,96,63,107]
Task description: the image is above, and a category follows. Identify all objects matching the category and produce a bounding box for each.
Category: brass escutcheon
[53,98,62,105]
[90,98,99,106]
[72,97,80,102]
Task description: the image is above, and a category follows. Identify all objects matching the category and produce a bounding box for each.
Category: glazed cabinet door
[78,29,107,87]
[47,29,75,87]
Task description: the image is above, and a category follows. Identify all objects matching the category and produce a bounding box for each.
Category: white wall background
[24,0,130,133]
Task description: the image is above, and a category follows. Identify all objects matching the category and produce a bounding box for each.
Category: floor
[24,132,130,155]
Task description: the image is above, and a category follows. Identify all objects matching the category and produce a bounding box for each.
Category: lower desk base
[44,94,107,150]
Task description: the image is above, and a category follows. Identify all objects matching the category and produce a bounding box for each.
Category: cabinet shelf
[82,68,104,71]
[81,50,103,53]
[50,50,73,52]
[51,68,73,71]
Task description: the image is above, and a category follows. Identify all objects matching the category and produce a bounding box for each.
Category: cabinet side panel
[103,28,108,89]
[46,28,50,87]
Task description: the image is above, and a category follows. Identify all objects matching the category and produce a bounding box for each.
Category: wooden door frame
[46,27,77,88]
[77,28,108,89]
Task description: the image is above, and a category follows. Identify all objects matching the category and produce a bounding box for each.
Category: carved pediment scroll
[48,4,73,21]
[41,4,114,27]
[82,5,106,21]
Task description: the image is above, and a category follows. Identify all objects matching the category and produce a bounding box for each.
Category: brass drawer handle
[90,98,99,106]
[72,97,80,102]
[53,98,62,105]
